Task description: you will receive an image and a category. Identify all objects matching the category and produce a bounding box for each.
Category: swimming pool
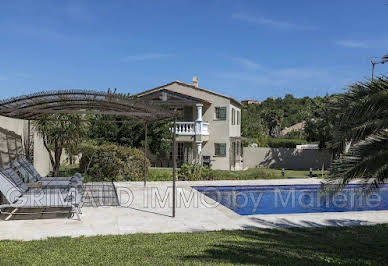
[193,184,388,215]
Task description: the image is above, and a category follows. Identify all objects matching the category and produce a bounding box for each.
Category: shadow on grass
[184,223,388,265]
[243,217,369,228]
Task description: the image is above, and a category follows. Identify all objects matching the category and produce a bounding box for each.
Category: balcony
[172,121,209,136]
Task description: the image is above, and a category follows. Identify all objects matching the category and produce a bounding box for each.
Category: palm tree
[327,77,388,190]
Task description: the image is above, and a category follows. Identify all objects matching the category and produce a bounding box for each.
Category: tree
[240,94,336,139]
[34,114,88,176]
[327,77,388,190]
[88,114,172,156]
[261,109,284,137]
[241,105,265,138]
[304,95,340,149]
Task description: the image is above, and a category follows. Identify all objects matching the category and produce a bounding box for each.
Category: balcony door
[183,106,193,121]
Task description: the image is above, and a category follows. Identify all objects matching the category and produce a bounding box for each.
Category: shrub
[283,130,306,139]
[251,134,308,148]
[79,142,150,182]
[148,168,173,181]
[178,163,215,181]
[256,133,269,147]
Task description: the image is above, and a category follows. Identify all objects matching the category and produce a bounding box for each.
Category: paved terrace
[1,179,388,241]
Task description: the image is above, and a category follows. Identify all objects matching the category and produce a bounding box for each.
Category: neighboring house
[136,77,243,170]
[241,99,261,106]
[279,121,306,136]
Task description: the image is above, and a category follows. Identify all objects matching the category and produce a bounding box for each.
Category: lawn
[0,225,387,265]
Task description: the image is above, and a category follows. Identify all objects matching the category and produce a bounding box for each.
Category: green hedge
[245,134,309,148]
[267,138,308,148]
[79,143,150,182]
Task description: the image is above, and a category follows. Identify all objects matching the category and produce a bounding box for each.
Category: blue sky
[0,0,387,101]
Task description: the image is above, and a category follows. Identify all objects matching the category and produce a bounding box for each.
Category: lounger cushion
[18,158,40,182]
[0,172,22,203]
[1,168,28,192]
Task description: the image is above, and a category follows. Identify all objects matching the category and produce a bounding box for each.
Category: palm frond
[326,130,388,191]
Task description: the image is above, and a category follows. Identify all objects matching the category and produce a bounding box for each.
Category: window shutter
[220,107,226,120]
[220,143,226,156]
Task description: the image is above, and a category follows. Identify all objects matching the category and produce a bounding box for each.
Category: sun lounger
[0,171,82,220]
[12,161,83,190]
[17,158,83,183]
[3,167,82,192]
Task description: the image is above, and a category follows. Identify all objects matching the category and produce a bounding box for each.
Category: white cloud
[216,65,362,94]
[232,13,316,31]
[335,39,388,49]
[122,53,172,62]
[335,40,369,48]
[231,57,263,70]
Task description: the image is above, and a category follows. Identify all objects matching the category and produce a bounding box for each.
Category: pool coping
[2,178,388,241]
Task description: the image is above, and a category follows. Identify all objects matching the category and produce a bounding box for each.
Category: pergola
[0,90,179,217]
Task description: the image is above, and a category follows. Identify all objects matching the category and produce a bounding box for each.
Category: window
[231,108,236,125]
[169,143,184,162]
[215,143,226,157]
[237,110,240,125]
[215,107,227,120]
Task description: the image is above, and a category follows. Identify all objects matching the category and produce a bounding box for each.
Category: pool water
[193,184,388,215]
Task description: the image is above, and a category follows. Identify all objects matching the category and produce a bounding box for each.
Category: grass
[1,225,388,265]
[148,167,327,181]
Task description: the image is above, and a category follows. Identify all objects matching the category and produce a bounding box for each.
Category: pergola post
[27,120,31,161]
[144,122,148,187]
[172,116,177,218]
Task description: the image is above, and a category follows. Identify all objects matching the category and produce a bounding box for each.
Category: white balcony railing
[171,121,209,136]
[175,122,195,135]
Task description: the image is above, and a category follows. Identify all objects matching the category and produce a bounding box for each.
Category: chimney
[192,76,198,87]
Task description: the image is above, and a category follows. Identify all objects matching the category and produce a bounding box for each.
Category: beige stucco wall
[243,147,333,170]
[229,102,241,137]
[0,115,51,176]
[163,83,242,170]
[33,131,51,176]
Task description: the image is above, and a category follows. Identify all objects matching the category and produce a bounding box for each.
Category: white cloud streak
[216,59,362,96]
[232,13,316,31]
[122,53,172,62]
[231,57,263,70]
[335,40,369,48]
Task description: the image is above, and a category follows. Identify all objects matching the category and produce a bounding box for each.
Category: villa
[137,77,243,170]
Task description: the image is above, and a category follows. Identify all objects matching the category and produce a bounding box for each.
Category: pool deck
[2,178,388,241]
